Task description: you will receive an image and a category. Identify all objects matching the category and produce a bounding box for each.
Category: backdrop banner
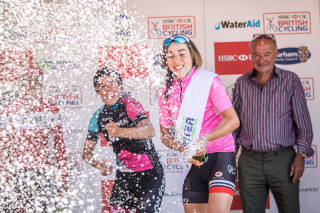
[0,0,319,212]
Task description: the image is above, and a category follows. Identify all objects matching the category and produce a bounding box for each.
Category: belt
[241,146,294,156]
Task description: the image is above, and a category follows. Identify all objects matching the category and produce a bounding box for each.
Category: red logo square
[214,42,253,75]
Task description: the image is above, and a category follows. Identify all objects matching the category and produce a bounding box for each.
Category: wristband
[298,151,307,159]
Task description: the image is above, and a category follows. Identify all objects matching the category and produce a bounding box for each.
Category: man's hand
[106,121,121,137]
[290,152,305,183]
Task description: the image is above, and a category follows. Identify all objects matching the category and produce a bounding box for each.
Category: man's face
[251,38,278,75]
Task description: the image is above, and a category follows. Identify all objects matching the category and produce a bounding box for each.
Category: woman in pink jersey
[158,35,240,213]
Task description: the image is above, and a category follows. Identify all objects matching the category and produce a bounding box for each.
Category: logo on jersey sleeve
[215,171,223,177]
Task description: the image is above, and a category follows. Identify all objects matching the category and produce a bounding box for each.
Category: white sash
[175,68,217,155]
[175,68,217,191]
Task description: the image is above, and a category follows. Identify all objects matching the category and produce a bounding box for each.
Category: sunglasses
[163,35,192,47]
[252,34,275,41]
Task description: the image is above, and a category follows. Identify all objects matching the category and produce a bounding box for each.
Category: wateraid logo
[276,46,311,65]
[215,19,260,30]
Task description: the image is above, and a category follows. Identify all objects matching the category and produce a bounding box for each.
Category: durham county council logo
[276,46,311,65]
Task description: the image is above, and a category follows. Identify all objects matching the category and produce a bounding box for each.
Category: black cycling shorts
[109,167,165,213]
[183,152,236,203]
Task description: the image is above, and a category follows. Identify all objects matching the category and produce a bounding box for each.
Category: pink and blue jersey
[87,96,161,172]
[158,68,235,153]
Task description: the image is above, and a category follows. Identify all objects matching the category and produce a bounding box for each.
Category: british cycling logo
[215,19,260,30]
[301,78,314,100]
[263,12,311,34]
[158,150,183,173]
[304,145,317,168]
[148,16,195,39]
[45,86,82,109]
[276,46,311,65]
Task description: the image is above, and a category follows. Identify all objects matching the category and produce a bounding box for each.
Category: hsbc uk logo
[217,54,252,62]
[214,41,253,75]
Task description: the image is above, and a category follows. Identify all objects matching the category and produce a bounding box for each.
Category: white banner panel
[205,0,320,212]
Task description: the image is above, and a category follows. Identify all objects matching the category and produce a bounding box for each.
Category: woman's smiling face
[166,42,193,80]
[97,75,121,105]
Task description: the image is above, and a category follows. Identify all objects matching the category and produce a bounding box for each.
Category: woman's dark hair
[162,35,202,100]
[93,67,122,93]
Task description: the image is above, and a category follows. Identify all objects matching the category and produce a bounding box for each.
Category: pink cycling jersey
[158,67,235,153]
